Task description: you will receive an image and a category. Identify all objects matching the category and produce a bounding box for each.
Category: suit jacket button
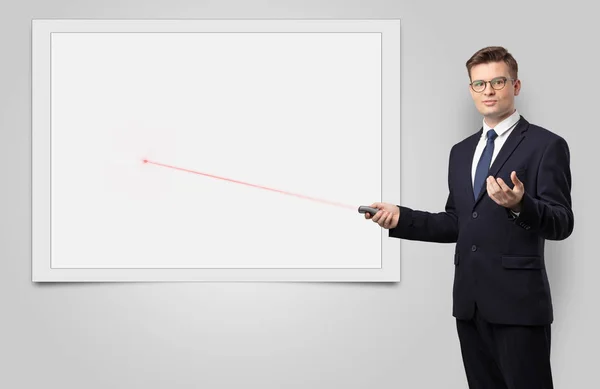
[471,245,477,252]
[472,211,478,218]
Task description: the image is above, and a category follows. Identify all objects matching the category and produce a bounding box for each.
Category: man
[365,46,574,389]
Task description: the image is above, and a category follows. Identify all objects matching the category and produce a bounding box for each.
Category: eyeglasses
[470,76,516,93]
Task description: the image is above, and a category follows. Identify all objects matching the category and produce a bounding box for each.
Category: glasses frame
[470,76,517,93]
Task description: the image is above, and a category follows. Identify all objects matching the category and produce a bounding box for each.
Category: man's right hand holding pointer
[364,202,400,229]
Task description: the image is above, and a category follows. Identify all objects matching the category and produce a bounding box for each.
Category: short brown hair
[466,46,518,80]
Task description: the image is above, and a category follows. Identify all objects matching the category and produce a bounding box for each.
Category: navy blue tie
[473,129,498,200]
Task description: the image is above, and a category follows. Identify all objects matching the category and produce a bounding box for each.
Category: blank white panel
[32,19,401,281]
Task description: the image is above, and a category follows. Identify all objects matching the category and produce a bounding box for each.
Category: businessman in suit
[365,46,574,389]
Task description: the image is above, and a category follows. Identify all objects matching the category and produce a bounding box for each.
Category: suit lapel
[465,129,482,204]
[472,116,529,207]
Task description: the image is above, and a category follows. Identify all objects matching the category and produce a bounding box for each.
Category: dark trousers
[456,305,553,389]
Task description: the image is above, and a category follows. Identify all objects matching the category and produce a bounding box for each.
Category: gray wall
[2,0,597,388]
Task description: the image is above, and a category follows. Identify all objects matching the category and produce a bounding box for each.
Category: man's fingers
[511,171,521,183]
[489,176,509,200]
[372,211,387,225]
[366,208,396,229]
[379,211,388,227]
[365,203,397,227]
[371,210,381,223]
[487,177,503,204]
[496,178,512,193]
[370,202,386,213]
[511,171,524,189]
[487,176,501,192]
[383,212,393,228]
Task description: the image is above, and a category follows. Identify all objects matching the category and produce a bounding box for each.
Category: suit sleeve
[387,147,459,243]
[513,136,574,240]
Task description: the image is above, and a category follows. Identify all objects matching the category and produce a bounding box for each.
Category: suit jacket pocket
[502,255,543,269]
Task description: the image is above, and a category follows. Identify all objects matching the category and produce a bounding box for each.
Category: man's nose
[484,82,496,95]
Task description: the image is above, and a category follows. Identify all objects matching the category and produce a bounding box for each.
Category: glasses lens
[472,81,485,92]
[491,78,506,90]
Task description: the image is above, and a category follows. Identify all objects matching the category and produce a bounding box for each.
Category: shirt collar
[482,109,521,138]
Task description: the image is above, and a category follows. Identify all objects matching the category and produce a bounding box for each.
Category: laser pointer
[358,205,380,215]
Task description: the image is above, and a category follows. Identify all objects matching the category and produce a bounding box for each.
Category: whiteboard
[32,19,401,282]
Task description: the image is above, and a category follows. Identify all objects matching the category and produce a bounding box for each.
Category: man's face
[469,61,520,125]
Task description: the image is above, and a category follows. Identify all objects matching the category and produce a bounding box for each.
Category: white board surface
[32,19,401,282]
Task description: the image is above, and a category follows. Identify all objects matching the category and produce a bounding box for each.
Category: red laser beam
[142,158,357,210]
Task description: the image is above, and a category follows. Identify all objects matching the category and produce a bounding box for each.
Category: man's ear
[513,79,521,96]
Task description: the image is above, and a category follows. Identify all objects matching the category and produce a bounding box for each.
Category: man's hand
[364,202,400,229]
[486,171,525,212]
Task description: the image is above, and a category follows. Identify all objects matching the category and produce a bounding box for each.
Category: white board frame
[31,19,401,282]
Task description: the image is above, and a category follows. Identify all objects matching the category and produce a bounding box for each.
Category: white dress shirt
[471,109,521,215]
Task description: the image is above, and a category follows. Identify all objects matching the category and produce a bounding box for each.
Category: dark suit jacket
[388,116,574,326]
